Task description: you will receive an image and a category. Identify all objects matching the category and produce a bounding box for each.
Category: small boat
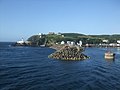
[104,51,115,60]
[40,45,45,47]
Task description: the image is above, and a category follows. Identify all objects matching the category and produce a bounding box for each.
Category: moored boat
[104,51,115,60]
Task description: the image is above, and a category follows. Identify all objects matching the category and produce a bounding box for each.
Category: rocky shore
[48,45,89,60]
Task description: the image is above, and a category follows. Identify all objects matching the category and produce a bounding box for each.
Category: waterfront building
[17,38,24,44]
[117,44,120,47]
[103,40,109,43]
[117,40,120,44]
[67,41,71,45]
[109,43,117,47]
[70,41,75,46]
[61,41,65,44]
[77,41,82,47]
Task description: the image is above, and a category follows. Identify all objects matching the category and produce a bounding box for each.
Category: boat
[104,51,115,60]
[40,45,45,47]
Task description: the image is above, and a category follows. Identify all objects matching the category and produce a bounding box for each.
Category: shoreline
[11,42,120,49]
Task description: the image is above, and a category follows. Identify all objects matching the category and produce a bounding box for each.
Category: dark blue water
[0,42,120,90]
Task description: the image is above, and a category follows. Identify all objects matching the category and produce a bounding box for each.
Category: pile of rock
[48,45,89,60]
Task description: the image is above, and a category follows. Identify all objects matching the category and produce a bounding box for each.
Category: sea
[0,42,120,90]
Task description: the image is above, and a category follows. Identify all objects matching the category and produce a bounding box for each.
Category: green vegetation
[27,33,120,46]
[89,34,120,43]
[62,33,85,38]
[27,35,46,46]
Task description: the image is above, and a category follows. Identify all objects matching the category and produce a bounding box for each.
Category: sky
[0,0,120,41]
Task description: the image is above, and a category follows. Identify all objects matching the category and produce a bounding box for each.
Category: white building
[38,33,42,35]
[38,33,42,38]
[61,35,64,37]
[103,40,109,43]
[70,41,75,46]
[67,41,71,45]
[117,40,120,44]
[61,41,65,44]
[109,43,117,47]
[117,44,120,46]
[17,38,24,44]
[77,41,82,47]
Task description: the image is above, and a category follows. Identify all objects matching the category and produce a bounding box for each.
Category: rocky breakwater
[48,45,89,60]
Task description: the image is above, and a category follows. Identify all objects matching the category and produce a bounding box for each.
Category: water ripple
[0,43,120,90]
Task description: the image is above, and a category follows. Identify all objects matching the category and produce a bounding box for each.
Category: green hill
[61,33,86,38]
[27,33,120,46]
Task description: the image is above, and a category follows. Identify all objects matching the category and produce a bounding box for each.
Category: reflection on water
[105,59,115,63]
[117,47,120,50]
[116,47,120,54]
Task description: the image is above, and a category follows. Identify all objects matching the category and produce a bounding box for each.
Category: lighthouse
[17,38,24,44]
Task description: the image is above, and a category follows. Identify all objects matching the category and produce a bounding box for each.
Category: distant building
[117,44,120,46]
[70,41,75,46]
[16,38,32,46]
[77,41,82,47]
[109,43,120,47]
[38,33,42,35]
[117,40,120,44]
[17,38,24,44]
[38,33,42,38]
[61,35,64,37]
[61,41,65,44]
[67,41,71,45]
[103,40,108,43]
[109,43,117,47]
